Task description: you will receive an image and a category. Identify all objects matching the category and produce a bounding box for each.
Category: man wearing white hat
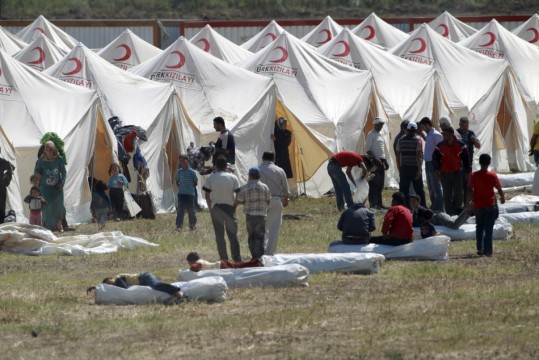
[365,117,389,209]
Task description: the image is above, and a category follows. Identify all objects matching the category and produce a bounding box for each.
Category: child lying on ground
[186,252,263,272]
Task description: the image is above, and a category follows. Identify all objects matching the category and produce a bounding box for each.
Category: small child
[24,186,47,226]
[30,174,40,187]
[91,180,112,231]
[420,209,438,239]
[186,252,263,272]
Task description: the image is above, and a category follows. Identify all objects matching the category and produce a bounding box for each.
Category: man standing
[175,155,198,231]
[212,116,235,168]
[203,156,242,262]
[433,127,471,216]
[272,117,293,179]
[337,202,375,244]
[418,117,444,212]
[365,117,389,209]
[466,154,505,257]
[370,192,413,246]
[259,151,290,255]
[0,147,15,224]
[235,167,271,259]
[327,151,368,211]
[457,116,481,202]
[530,118,539,165]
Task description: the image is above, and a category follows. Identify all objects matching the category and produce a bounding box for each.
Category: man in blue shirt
[175,154,198,231]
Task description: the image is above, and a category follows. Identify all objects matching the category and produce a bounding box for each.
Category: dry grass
[1,190,539,359]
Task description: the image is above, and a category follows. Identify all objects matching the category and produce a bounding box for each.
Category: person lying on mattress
[186,252,263,272]
[86,272,187,302]
[369,191,413,246]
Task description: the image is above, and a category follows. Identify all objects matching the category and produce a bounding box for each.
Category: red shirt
[437,141,466,173]
[382,205,413,241]
[468,170,502,209]
[333,151,363,167]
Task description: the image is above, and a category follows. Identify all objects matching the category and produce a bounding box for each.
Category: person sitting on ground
[186,252,263,272]
[369,192,413,246]
[337,201,375,244]
[420,209,437,239]
[409,195,469,230]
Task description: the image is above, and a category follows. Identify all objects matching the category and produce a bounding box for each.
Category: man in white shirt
[419,117,445,212]
[365,117,389,209]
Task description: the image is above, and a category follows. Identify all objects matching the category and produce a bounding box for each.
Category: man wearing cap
[457,116,481,202]
[418,117,444,212]
[395,121,426,208]
[327,151,368,211]
[365,117,389,209]
[235,166,271,259]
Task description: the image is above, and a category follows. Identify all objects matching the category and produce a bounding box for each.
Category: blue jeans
[475,206,498,255]
[138,272,180,296]
[246,215,266,259]
[176,194,196,229]
[327,161,353,210]
[425,161,444,212]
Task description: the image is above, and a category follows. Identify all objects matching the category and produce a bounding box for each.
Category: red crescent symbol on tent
[28,46,46,65]
[361,25,375,40]
[264,32,277,41]
[62,57,82,75]
[165,50,186,69]
[479,31,496,47]
[525,27,539,43]
[269,46,288,63]
[332,40,350,57]
[113,44,132,61]
[34,27,45,34]
[197,38,211,52]
[437,24,449,37]
[409,38,427,54]
[317,29,332,45]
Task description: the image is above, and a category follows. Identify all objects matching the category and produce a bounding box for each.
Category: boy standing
[175,155,198,231]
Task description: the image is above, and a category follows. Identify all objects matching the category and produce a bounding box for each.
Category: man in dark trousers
[327,151,368,211]
[337,202,375,244]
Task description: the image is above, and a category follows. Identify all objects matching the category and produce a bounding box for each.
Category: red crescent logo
[197,38,211,52]
[62,57,83,75]
[479,31,496,47]
[165,50,186,69]
[28,46,46,65]
[361,25,376,41]
[34,27,45,34]
[525,27,539,43]
[269,46,288,63]
[409,38,427,54]
[437,24,449,37]
[113,44,132,61]
[317,29,332,45]
[332,40,351,57]
[264,32,277,41]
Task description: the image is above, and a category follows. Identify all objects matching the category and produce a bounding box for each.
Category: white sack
[94,276,227,305]
[177,264,309,288]
[507,194,539,204]
[261,252,384,274]
[499,212,539,224]
[421,221,513,241]
[497,172,535,187]
[328,235,450,261]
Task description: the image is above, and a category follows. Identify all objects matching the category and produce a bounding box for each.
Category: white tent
[240,20,287,53]
[301,15,343,47]
[0,125,23,219]
[189,24,253,64]
[351,13,409,50]
[427,11,478,42]
[390,24,532,171]
[511,14,539,46]
[0,26,27,55]
[130,36,277,184]
[97,29,163,70]
[16,15,77,52]
[13,33,68,72]
[0,50,109,224]
[44,43,185,212]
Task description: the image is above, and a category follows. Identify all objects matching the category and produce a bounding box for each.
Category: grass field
[1,191,539,359]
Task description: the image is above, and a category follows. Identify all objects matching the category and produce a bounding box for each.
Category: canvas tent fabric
[45,43,183,213]
[0,49,106,224]
[351,13,409,50]
[427,11,478,42]
[189,24,253,64]
[0,125,23,220]
[301,15,343,48]
[97,29,163,70]
[13,33,68,72]
[511,14,539,46]
[0,26,27,55]
[390,23,531,172]
[240,20,287,53]
[16,15,77,52]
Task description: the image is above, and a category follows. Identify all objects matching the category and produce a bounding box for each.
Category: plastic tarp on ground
[0,224,158,255]
[16,15,77,52]
[328,235,450,261]
[94,276,228,305]
[350,13,409,50]
[261,252,384,274]
[189,25,253,64]
[301,16,343,48]
[427,11,478,42]
[177,264,309,288]
[13,33,68,72]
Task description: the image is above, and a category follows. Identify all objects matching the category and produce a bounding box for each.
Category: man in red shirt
[327,151,368,211]
[466,154,505,257]
[370,192,413,246]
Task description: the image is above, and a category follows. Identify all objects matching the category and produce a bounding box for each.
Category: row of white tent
[1,13,539,224]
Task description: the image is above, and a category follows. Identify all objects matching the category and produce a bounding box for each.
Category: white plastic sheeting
[328,235,450,261]
[419,220,513,241]
[261,252,384,274]
[94,276,228,305]
[499,211,539,224]
[177,264,309,288]
[497,172,535,187]
[0,224,158,255]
